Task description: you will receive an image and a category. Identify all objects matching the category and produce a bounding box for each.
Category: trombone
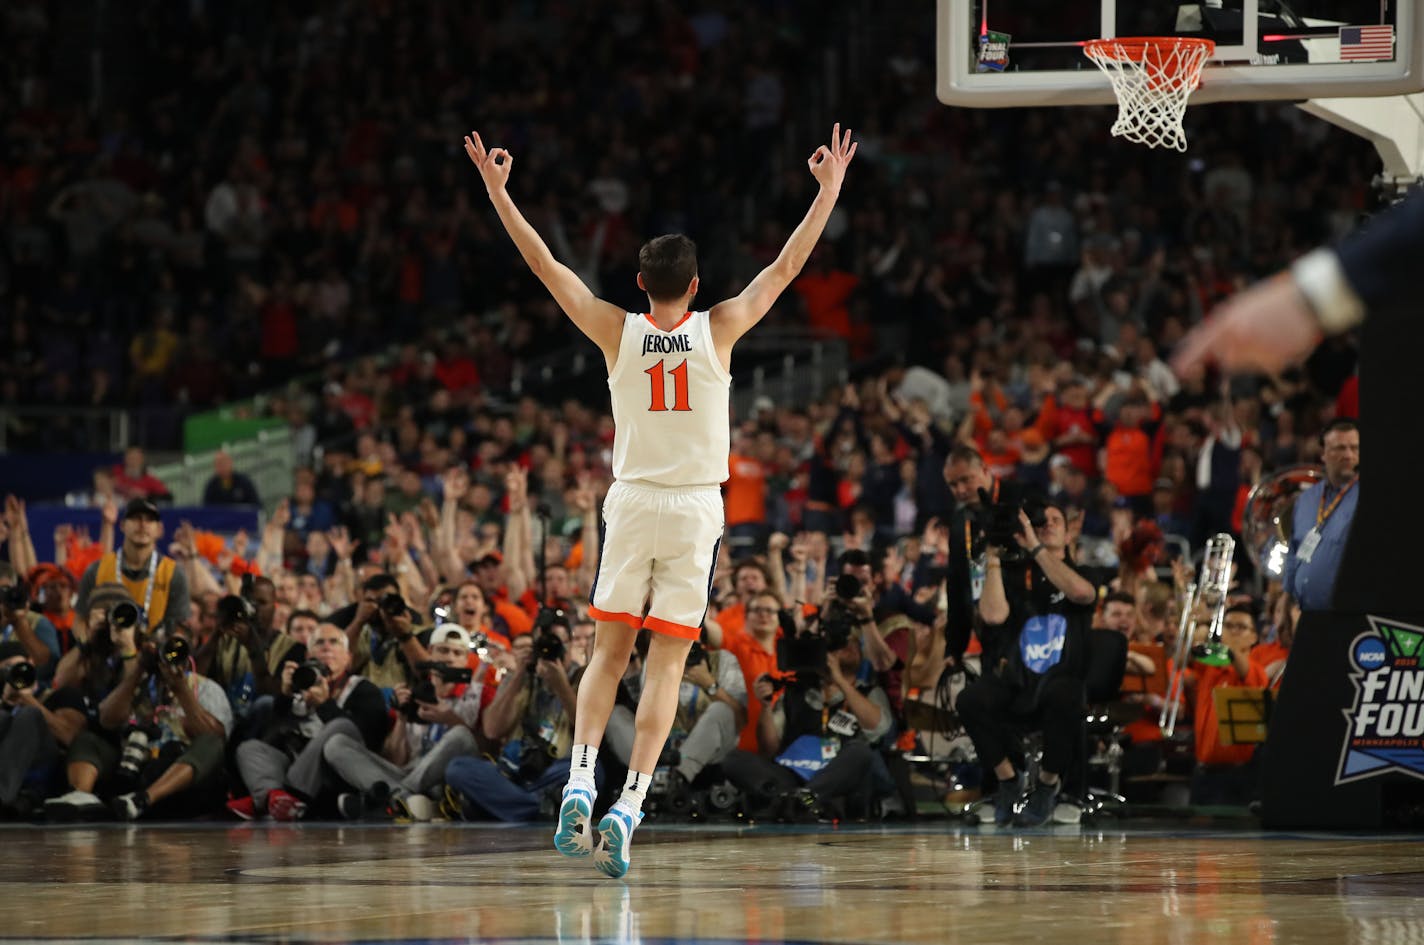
[1161,533,1235,738]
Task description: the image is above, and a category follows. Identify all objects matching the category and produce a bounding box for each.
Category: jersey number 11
[645,359,691,412]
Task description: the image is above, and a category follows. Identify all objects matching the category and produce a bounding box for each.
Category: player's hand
[464,132,513,192]
[1171,274,1323,376]
[808,123,857,193]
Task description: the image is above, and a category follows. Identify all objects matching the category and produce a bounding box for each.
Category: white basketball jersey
[607,311,731,488]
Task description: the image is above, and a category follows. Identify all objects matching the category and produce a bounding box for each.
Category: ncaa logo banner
[1336,616,1424,784]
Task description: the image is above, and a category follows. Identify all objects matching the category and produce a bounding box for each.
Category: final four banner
[1337,616,1424,784]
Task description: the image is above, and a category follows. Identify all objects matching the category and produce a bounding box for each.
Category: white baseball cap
[430,623,472,651]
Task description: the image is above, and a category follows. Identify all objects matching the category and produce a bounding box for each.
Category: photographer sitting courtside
[230,622,389,820]
[49,612,232,821]
[333,574,431,690]
[443,617,583,822]
[956,497,1098,827]
[194,576,306,729]
[0,565,62,684]
[0,641,87,816]
[603,631,747,810]
[723,617,896,820]
[321,624,484,821]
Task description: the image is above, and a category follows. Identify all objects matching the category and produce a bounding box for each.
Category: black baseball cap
[123,498,162,521]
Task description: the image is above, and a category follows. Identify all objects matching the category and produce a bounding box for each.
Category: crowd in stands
[1,0,1366,822]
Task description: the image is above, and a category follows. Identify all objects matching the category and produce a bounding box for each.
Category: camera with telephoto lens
[215,593,257,627]
[533,630,566,665]
[0,660,37,690]
[290,659,330,693]
[817,573,863,651]
[117,726,155,781]
[379,592,407,618]
[109,599,143,633]
[161,636,191,669]
[773,574,864,686]
[530,607,569,665]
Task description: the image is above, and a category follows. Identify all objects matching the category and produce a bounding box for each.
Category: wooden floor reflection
[3,821,1424,945]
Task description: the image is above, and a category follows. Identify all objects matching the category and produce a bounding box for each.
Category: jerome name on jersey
[642,333,694,356]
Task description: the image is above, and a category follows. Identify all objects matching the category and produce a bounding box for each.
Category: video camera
[414,661,475,686]
[973,485,1050,563]
[403,663,474,721]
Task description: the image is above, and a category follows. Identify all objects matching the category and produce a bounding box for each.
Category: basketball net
[1084,37,1216,152]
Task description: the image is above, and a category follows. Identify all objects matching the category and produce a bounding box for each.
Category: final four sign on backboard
[1337,617,1424,785]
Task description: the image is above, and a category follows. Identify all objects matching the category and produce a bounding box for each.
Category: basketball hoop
[1084,37,1216,152]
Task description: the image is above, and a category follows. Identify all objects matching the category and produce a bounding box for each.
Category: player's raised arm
[464,131,624,363]
[710,124,857,349]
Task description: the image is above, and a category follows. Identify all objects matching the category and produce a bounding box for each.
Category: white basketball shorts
[588,480,724,640]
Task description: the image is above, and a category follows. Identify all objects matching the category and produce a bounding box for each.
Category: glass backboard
[938,0,1424,107]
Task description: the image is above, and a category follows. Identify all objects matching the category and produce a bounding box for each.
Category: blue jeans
[445,756,575,823]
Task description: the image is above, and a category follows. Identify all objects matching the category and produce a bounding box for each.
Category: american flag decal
[1339,24,1395,61]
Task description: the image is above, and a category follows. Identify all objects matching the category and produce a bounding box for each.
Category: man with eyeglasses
[1283,419,1359,612]
[708,590,785,753]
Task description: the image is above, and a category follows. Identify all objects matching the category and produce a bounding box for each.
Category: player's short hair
[638,234,698,302]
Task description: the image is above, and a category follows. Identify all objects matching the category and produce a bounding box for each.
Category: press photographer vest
[96,552,176,627]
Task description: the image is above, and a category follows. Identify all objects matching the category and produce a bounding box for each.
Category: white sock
[568,744,598,788]
[615,769,651,816]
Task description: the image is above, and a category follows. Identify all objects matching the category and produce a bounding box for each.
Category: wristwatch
[705,682,720,696]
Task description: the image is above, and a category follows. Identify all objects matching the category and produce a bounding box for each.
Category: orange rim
[1084,36,1215,70]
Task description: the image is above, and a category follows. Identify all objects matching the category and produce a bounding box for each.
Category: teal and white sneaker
[592,804,644,879]
[554,781,596,857]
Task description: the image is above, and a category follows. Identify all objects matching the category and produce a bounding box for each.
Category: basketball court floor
[4,821,1423,945]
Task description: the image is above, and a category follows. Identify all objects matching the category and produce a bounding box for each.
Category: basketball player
[464,125,856,877]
